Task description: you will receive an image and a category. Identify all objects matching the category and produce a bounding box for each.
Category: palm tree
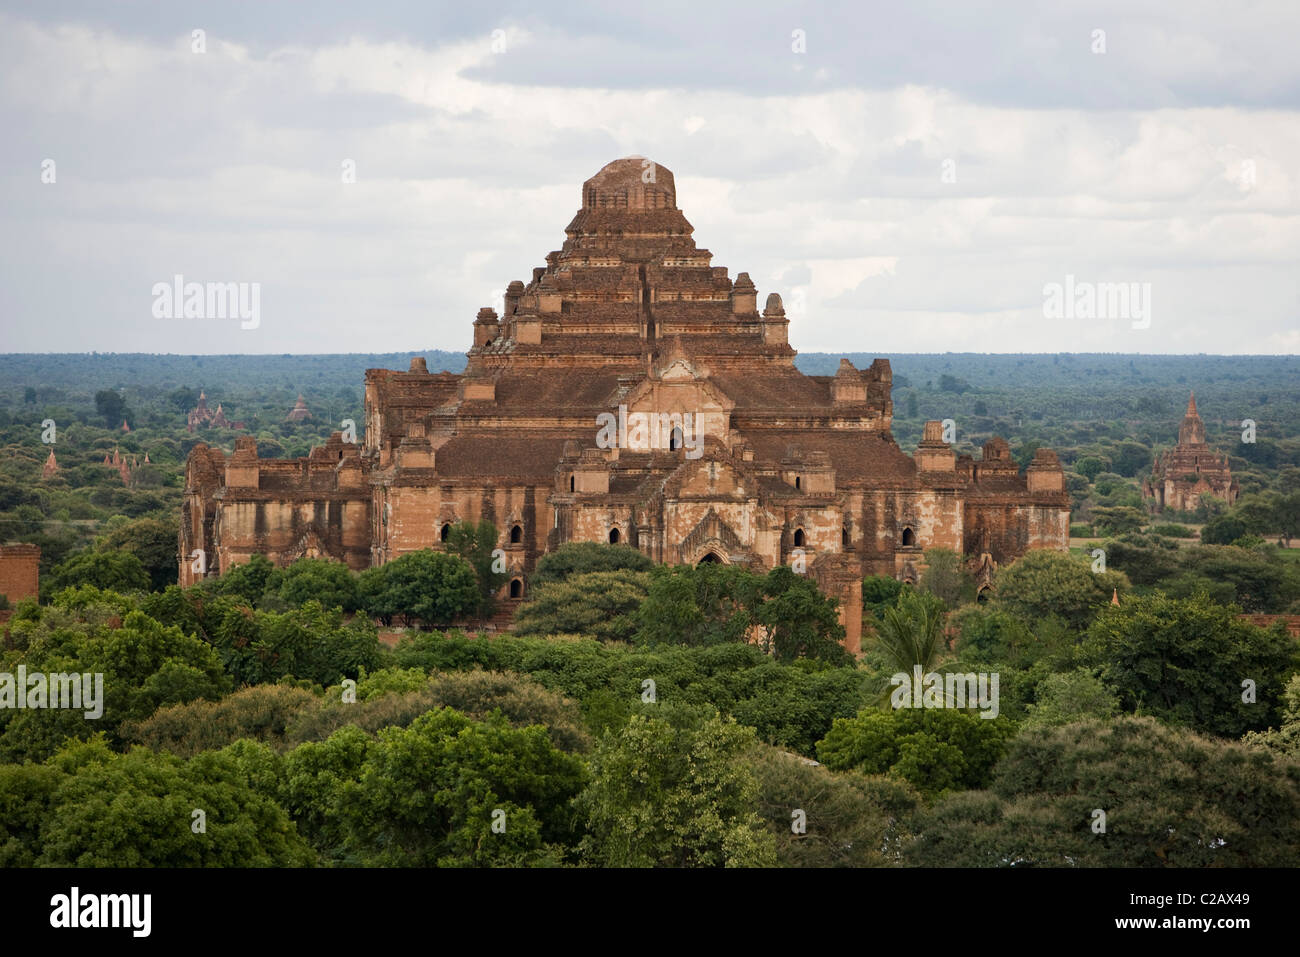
[869,587,949,706]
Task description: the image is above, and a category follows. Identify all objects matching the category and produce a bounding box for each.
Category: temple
[1144,392,1239,513]
[180,157,1071,652]
[286,395,312,422]
[187,391,240,431]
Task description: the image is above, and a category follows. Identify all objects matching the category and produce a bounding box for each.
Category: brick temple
[1144,392,1239,513]
[180,157,1071,651]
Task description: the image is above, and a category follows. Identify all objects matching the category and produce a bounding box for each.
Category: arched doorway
[697,551,722,565]
[509,578,523,599]
[608,527,620,544]
[510,524,522,544]
[440,523,451,543]
[793,528,805,547]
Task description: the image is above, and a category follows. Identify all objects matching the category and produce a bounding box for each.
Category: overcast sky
[1,1,1297,356]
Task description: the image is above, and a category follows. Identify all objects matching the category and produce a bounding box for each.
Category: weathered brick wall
[0,544,40,603]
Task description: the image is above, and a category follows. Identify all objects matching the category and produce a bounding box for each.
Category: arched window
[609,527,620,544]
[842,526,850,547]
[901,527,915,547]
[440,523,451,543]
[670,426,683,451]
[569,475,575,492]
[510,524,522,544]
[509,578,523,599]
[793,528,805,547]
[794,476,802,490]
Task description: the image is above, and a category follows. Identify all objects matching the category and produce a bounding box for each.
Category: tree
[43,550,149,599]
[445,520,508,616]
[951,606,1042,668]
[209,554,276,605]
[270,557,359,612]
[1201,513,1248,545]
[530,542,654,586]
[905,718,1300,867]
[575,711,777,867]
[1022,669,1118,729]
[167,386,199,413]
[636,563,759,649]
[816,707,1016,798]
[122,685,321,757]
[200,600,379,687]
[755,565,849,664]
[1110,441,1152,478]
[1090,505,1145,536]
[1080,591,1298,736]
[366,549,479,629]
[0,606,230,763]
[1073,456,1108,482]
[862,575,905,620]
[333,708,586,866]
[1171,544,1300,613]
[93,389,128,429]
[96,517,177,592]
[919,547,976,607]
[871,588,948,677]
[1244,674,1300,758]
[1276,491,1300,547]
[514,570,650,642]
[19,737,314,867]
[751,744,919,867]
[357,565,395,625]
[992,549,1129,633]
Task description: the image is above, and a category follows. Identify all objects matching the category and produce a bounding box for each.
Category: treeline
[2,535,1299,867]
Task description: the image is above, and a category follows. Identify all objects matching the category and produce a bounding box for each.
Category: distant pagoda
[1144,392,1239,513]
[188,391,243,432]
[285,394,312,422]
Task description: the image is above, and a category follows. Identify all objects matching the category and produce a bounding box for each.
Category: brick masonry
[181,158,1072,653]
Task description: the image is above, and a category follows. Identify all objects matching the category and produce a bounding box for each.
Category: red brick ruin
[181,158,1071,652]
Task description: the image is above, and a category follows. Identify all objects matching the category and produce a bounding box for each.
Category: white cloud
[0,10,1296,356]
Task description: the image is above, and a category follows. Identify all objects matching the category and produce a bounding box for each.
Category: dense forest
[1,350,1298,868]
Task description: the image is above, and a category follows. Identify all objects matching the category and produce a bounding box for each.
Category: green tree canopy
[44,549,149,599]
[816,706,1016,797]
[575,711,777,867]
[993,548,1129,632]
[268,557,359,613]
[529,542,654,586]
[360,549,479,629]
[2,736,314,867]
[445,520,508,616]
[1079,591,1298,736]
[514,570,650,643]
[906,717,1300,867]
[95,517,178,592]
